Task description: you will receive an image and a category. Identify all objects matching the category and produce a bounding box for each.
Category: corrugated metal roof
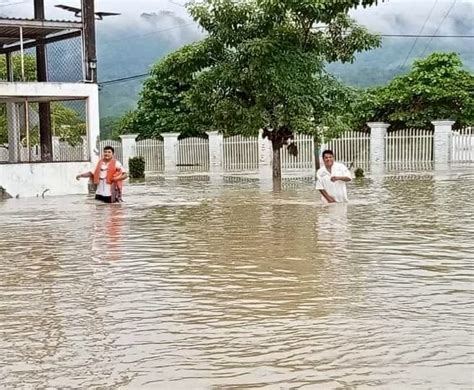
[0,17,82,49]
[0,16,79,24]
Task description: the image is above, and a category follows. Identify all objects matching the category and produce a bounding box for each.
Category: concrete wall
[0,162,92,198]
[0,82,100,198]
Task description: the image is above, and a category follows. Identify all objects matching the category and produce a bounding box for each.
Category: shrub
[129,156,145,179]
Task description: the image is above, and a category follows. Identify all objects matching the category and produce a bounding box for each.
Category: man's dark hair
[103,146,115,154]
[322,149,334,158]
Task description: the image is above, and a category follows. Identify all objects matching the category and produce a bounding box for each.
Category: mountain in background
[92,5,473,119]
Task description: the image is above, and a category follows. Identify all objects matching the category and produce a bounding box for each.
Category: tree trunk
[272,140,282,191]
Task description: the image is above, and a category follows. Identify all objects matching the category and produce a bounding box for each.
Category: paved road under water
[1,171,473,389]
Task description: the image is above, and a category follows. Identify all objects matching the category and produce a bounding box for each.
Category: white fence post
[163,132,180,174]
[258,129,272,166]
[120,134,138,172]
[208,131,224,169]
[367,122,390,166]
[432,120,454,166]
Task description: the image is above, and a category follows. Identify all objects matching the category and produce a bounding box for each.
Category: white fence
[451,127,474,163]
[53,142,87,161]
[385,129,434,169]
[135,139,164,173]
[325,130,370,169]
[91,124,473,176]
[223,135,259,171]
[177,137,209,172]
[282,133,314,170]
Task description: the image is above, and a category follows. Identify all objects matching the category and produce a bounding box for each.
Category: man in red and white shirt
[76,146,128,203]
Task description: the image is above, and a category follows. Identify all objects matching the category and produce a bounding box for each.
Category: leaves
[356,52,474,129]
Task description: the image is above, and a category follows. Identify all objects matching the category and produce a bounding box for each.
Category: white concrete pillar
[163,132,180,174]
[208,131,224,168]
[258,129,272,166]
[6,102,21,162]
[86,86,101,163]
[432,120,454,166]
[120,134,138,172]
[367,122,390,165]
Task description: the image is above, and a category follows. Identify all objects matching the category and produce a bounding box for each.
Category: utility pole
[82,0,97,83]
[34,0,53,161]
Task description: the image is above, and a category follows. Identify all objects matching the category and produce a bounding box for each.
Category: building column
[163,132,179,175]
[86,86,100,163]
[6,103,21,163]
[120,134,138,172]
[432,120,454,167]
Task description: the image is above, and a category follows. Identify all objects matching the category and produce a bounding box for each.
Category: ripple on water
[0,175,473,388]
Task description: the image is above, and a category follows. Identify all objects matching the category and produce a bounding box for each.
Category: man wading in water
[315,150,352,203]
[76,146,128,203]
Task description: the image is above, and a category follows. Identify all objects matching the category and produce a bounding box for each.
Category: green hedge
[129,156,145,179]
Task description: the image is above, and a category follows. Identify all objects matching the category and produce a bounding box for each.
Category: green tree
[356,52,474,130]
[133,0,381,187]
[0,55,37,143]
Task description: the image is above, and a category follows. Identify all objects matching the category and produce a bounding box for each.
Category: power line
[383,34,472,38]
[399,0,438,69]
[100,73,148,86]
[421,0,458,56]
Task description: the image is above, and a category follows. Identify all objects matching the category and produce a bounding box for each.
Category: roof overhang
[0,17,83,54]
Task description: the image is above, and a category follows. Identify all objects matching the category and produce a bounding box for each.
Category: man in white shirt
[76,146,127,203]
[315,149,352,203]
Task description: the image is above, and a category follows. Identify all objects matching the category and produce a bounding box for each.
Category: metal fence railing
[0,98,89,163]
[223,135,258,171]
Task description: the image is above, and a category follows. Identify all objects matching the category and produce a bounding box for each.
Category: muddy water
[1,172,473,389]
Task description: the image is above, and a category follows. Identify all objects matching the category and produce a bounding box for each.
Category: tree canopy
[356,52,474,130]
[125,0,382,184]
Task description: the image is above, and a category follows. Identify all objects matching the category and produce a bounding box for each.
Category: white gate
[223,135,258,171]
[135,138,164,173]
[325,130,370,168]
[451,127,474,163]
[177,137,209,172]
[282,133,314,170]
[385,129,433,168]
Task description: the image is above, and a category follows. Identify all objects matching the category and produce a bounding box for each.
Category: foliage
[129,156,146,179]
[0,54,37,81]
[100,116,121,140]
[129,0,382,185]
[354,167,365,178]
[0,55,37,143]
[355,52,474,129]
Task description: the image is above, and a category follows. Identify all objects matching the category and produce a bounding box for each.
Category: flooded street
[1,172,473,389]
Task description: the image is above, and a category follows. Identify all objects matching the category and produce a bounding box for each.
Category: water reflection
[0,173,473,388]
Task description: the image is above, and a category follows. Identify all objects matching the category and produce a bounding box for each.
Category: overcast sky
[1,0,472,37]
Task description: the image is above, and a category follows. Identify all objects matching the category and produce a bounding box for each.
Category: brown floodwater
[1,171,473,389]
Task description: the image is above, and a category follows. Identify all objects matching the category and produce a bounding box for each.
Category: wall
[0,82,101,198]
[0,162,93,198]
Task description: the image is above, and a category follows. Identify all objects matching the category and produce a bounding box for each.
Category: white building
[0,1,100,198]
